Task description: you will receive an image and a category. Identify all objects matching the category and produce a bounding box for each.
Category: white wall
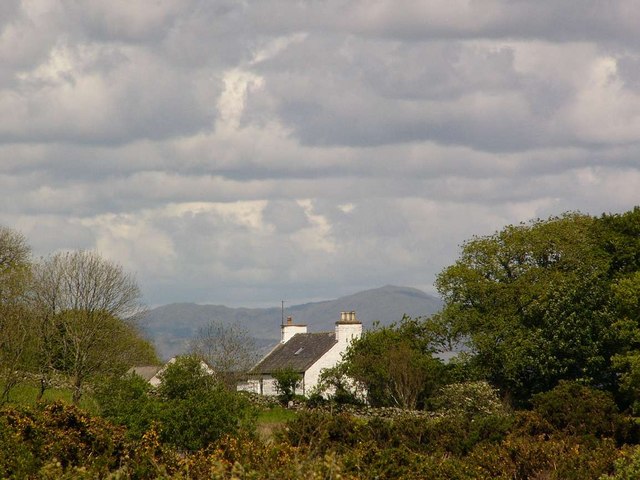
[237,377,280,396]
[281,324,307,343]
[303,322,362,395]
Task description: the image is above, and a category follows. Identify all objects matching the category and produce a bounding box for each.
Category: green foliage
[315,364,365,406]
[531,381,639,442]
[435,211,640,405]
[338,316,447,409]
[272,367,302,404]
[0,226,33,403]
[277,411,368,455]
[0,401,127,477]
[94,373,159,439]
[160,385,255,452]
[28,250,157,404]
[0,398,632,479]
[601,446,640,480]
[156,355,217,400]
[97,356,257,452]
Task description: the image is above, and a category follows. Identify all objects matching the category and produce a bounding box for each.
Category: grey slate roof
[127,365,162,381]
[250,332,337,374]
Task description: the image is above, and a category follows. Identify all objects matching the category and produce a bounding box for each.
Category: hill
[142,285,442,360]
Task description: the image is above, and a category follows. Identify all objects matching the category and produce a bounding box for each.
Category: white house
[238,311,362,396]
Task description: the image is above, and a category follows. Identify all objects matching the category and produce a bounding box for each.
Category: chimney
[335,310,362,343]
[281,316,307,343]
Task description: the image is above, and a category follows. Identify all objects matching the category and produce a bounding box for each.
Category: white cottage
[239,311,362,396]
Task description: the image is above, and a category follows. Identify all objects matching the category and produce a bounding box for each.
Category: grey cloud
[59,0,191,43]
[245,35,584,151]
[1,0,638,308]
[262,200,310,233]
[617,54,640,91]
[249,1,640,45]
[0,47,219,145]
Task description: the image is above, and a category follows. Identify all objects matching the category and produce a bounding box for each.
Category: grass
[1,381,99,414]
[257,406,298,423]
[256,406,298,441]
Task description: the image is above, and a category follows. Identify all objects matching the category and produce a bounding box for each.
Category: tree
[598,207,640,409]
[30,250,157,403]
[0,227,32,402]
[435,211,640,405]
[189,320,259,389]
[338,316,446,409]
[272,367,302,405]
[156,356,256,451]
[94,372,159,440]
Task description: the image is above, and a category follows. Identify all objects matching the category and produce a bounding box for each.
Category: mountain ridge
[142,285,442,360]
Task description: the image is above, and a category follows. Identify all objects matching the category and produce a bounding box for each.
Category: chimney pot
[287,316,293,325]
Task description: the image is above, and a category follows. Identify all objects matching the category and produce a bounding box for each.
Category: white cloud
[0,0,638,307]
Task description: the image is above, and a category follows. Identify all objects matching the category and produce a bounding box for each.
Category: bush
[277,411,367,455]
[0,402,127,477]
[94,372,159,439]
[430,381,507,418]
[601,446,640,480]
[96,356,257,452]
[272,367,302,405]
[159,386,255,451]
[532,381,623,438]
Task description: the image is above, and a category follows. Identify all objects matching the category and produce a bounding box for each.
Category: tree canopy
[333,316,447,409]
[436,208,640,405]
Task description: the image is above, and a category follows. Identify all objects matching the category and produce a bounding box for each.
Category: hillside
[142,285,442,359]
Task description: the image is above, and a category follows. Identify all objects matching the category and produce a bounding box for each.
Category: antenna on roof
[281,300,285,326]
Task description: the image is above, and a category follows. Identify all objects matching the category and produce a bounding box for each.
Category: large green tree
[598,207,640,409]
[436,209,640,405]
[337,316,447,409]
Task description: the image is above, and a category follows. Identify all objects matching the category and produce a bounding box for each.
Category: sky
[1,1,640,307]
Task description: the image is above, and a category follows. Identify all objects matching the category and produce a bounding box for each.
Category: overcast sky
[2,1,639,307]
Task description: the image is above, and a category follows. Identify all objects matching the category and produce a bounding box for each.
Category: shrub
[159,386,256,451]
[601,446,640,480]
[430,380,507,418]
[96,356,257,452]
[272,367,302,405]
[94,372,160,439]
[532,381,621,438]
[277,411,367,455]
[0,402,127,477]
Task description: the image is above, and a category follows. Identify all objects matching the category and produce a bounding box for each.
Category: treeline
[318,207,640,411]
[3,207,640,478]
[0,227,157,404]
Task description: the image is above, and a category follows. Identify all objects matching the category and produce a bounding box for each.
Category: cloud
[0,0,638,307]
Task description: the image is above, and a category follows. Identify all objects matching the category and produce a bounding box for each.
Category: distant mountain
[142,285,443,360]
